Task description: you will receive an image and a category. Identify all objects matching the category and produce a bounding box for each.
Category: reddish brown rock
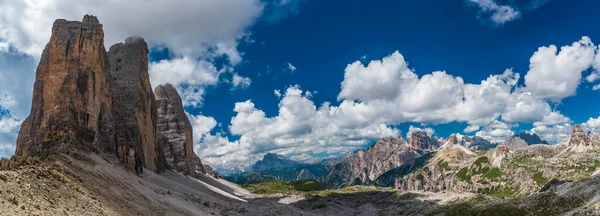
[108,37,160,172]
[409,131,437,150]
[155,84,201,176]
[448,134,458,145]
[16,15,115,158]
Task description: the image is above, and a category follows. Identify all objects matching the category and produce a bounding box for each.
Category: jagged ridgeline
[14,15,217,178]
[234,126,600,198]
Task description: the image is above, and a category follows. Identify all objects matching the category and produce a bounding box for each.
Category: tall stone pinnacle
[16,15,114,158]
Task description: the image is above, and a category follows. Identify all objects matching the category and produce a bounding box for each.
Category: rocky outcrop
[194,156,221,178]
[517,132,548,145]
[503,136,528,149]
[15,15,207,176]
[322,137,425,188]
[155,84,199,176]
[16,15,116,159]
[567,124,596,152]
[569,124,590,147]
[448,134,458,144]
[409,131,437,150]
[490,144,509,167]
[108,36,160,172]
[462,136,495,151]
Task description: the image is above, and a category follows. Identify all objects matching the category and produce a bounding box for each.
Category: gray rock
[503,136,528,149]
[108,37,160,173]
[155,84,199,176]
[322,137,425,188]
[462,136,495,151]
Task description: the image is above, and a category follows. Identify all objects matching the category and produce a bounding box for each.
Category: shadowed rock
[108,36,160,172]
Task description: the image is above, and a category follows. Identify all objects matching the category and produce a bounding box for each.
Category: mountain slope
[375,124,600,196]
[322,134,428,188]
[251,153,298,172]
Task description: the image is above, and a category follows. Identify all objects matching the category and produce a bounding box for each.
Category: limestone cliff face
[108,37,160,172]
[409,131,437,150]
[155,84,199,176]
[503,136,528,149]
[14,15,212,176]
[322,137,424,188]
[16,15,115,158]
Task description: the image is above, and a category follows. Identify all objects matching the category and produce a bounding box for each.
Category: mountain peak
[409,131,437,150]
[251,153,297,172]
[517,132,548,145]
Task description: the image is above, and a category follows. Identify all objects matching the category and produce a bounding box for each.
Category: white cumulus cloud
[524,36,597,102]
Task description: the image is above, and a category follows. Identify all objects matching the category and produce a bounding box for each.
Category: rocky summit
[108,36,159,172]
[322,136,426,188]
[409,130,438,150]
[251,153,298,172]
[517,132,548,145]
[155,83,202,176]
[16,15,115,159]
[15,15,208,177]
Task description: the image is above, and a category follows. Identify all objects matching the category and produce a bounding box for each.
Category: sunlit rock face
[409,131,437,150]
[16,15,116,160]
[155,83,200,176]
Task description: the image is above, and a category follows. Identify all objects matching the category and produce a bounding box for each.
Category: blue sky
[1,0,600,170]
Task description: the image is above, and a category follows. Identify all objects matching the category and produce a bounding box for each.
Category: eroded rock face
[155,84,198,176]
[16,15,115,158]
[322,137,424,188]
[503,136,528,149]
[462,136,495,151]
[448,134,458,145]
[569,124,590,147]
[409,131,437,150]
[108,37,159,172]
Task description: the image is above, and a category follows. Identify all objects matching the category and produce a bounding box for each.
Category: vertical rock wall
[155,84,200,176]
[108,37,159,172]
[16,15,115,158]
[16,15,207,176]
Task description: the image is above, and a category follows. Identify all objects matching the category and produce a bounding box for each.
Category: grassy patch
[242,180,324,194]
[416,173,424,181]
[474,156,490,165]
[488,187,520,198]
[457,167,471,182]
[533,172,549,186]
[437,160,449,170]
[292,180,325,191]
[483,168,502,179]
[310,185,394,197]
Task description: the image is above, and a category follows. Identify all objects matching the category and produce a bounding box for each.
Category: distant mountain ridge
[225,153,328,184]
[517,132,549,145]
[230,126,600,199]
